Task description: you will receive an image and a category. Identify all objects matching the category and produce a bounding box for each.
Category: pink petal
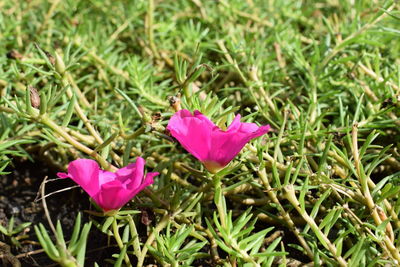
[227,114,260,133]
[125,171,157,197]
[167,109,213,161]
[57,159,100,198]
[225,114,242,131]
[144,172,159,185]
[193,110,217,128]
[57,172,69,178]
[93,171,158,211]
[119,171,157,202]
[98,170,116,186]
[115,157,145,189]
[209,122,270,166]
[93,180,127,211]
[208,131,244,166]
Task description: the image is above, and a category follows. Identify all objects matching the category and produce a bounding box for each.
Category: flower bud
[54,52,66,74]
[29,86,40,108]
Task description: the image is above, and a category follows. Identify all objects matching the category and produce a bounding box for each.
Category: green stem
[127,215,142,259]
[146,0,160,58]
[112,217,131,266]
[258,169,314,260]
[123,126,145,140]
[137,214,170,267]
[212,174,226,229]
[284,185,347,267]
[351,124,400,262]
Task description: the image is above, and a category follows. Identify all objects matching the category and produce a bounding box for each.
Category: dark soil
[0,159,113,267]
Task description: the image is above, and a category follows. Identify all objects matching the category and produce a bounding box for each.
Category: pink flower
[167,109,270,173]
[57,157,159,211]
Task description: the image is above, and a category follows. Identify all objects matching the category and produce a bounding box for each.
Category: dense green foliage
[1,0,400,266]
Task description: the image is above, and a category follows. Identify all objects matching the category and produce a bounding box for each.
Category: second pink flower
[167,109,270,173]
[57,157,158,211]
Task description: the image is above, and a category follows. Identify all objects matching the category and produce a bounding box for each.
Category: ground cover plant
[1,0,400,266]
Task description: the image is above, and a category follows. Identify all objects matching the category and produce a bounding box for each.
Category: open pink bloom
[167,109,270,173]
[57,157,158,211]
